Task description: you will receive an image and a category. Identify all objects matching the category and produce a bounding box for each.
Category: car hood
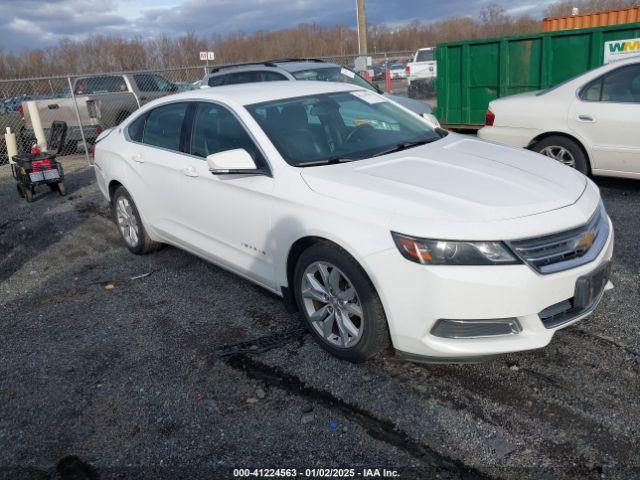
[300,135,586,223]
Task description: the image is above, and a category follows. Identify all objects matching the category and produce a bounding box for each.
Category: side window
[142,102,188,151]
[581,78,602,101]
[224,71,259,85]
[208,75,226,87]
[134,74,173,92]
[257,71,287,82]
[602,65,640,103]
[134,74,156,91]
[189,102,264,165]
[75,76,127,94]
[127,114,146,142]
[416,49,434,62]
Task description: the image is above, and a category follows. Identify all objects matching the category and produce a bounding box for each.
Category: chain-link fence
[0,50,427,166]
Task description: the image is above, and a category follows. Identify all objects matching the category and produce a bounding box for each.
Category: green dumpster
[435,22,640,129]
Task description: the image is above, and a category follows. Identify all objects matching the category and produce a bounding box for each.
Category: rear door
[568,64,640,174]
[122,101,192,239]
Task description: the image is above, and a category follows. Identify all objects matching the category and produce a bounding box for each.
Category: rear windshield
[74,76,127,94]
[537,70,589,96]
[416,50,434,62]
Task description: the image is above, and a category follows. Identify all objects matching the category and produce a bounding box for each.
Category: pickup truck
[406,47,437,99]
[19,96,102,153]
[18,73,178,154]
[72,73,178,127]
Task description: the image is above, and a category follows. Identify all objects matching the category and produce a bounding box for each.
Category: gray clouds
[0,0,554,51]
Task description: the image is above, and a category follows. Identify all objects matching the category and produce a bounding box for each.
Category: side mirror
[207,148,262,175]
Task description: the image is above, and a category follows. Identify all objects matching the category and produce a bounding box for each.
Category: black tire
[56,182,67,196]
[111,186,160,255]
[24,186,34,203]
[533,136,589,175]
[293,242,390,362]
[17,183,25,198]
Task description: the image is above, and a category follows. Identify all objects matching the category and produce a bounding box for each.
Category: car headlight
[391,232,520,265]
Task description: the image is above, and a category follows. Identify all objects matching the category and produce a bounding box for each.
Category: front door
[175,101,275,288]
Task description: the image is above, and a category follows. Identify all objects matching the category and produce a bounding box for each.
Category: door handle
[131,153,144,163]
[577,114,595,122]
[181,166,199,177]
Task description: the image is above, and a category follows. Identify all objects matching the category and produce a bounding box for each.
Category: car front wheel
[111,186,159,255]
[293,242,390,362]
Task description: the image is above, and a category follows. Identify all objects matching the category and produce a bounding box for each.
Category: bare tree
[0,0,635,80]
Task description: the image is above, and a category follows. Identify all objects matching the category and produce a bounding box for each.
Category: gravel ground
[0,156,638,480]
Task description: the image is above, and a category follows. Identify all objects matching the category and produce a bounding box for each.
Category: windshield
[291,67,377,92]
[246,91,440,167]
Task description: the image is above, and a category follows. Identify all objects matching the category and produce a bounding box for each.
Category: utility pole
[356,0,368,54]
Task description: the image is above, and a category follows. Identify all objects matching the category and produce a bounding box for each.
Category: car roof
[205,60,339,78]
[165,80,365,106]
[274,61,338,73]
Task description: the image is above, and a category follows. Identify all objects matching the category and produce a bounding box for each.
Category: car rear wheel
[534,136,589,175]
[111,186,159,255]
[293,242,390,362]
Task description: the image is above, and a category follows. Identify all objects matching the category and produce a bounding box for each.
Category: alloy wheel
[301,261,364,348]
[539,145,576,167]
[115,197,139,248]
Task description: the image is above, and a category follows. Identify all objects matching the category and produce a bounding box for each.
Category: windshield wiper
[298,156,359,167]
[372,138,437,158]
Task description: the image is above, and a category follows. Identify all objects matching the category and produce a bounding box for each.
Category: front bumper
[361,219,614,360]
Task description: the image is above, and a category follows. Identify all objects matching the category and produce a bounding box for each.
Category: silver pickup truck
[20,96,102,153]
[72,73,179,127]
[19,73,179,154]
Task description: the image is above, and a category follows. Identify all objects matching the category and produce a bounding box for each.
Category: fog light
[430,318,521,339]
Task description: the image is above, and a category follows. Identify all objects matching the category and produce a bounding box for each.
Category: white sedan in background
[93,81,613,363]
[479,57,640,179]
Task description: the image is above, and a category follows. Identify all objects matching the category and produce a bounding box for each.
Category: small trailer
[12,121,68,202]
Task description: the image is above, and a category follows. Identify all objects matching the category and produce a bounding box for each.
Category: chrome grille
[508,204,609,274]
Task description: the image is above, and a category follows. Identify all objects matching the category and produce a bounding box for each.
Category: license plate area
[574,261,610,309]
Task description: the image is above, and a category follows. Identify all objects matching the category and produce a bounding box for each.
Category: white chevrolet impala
[93,81,614,362]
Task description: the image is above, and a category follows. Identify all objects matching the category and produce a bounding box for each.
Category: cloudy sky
[0,0,560,52]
